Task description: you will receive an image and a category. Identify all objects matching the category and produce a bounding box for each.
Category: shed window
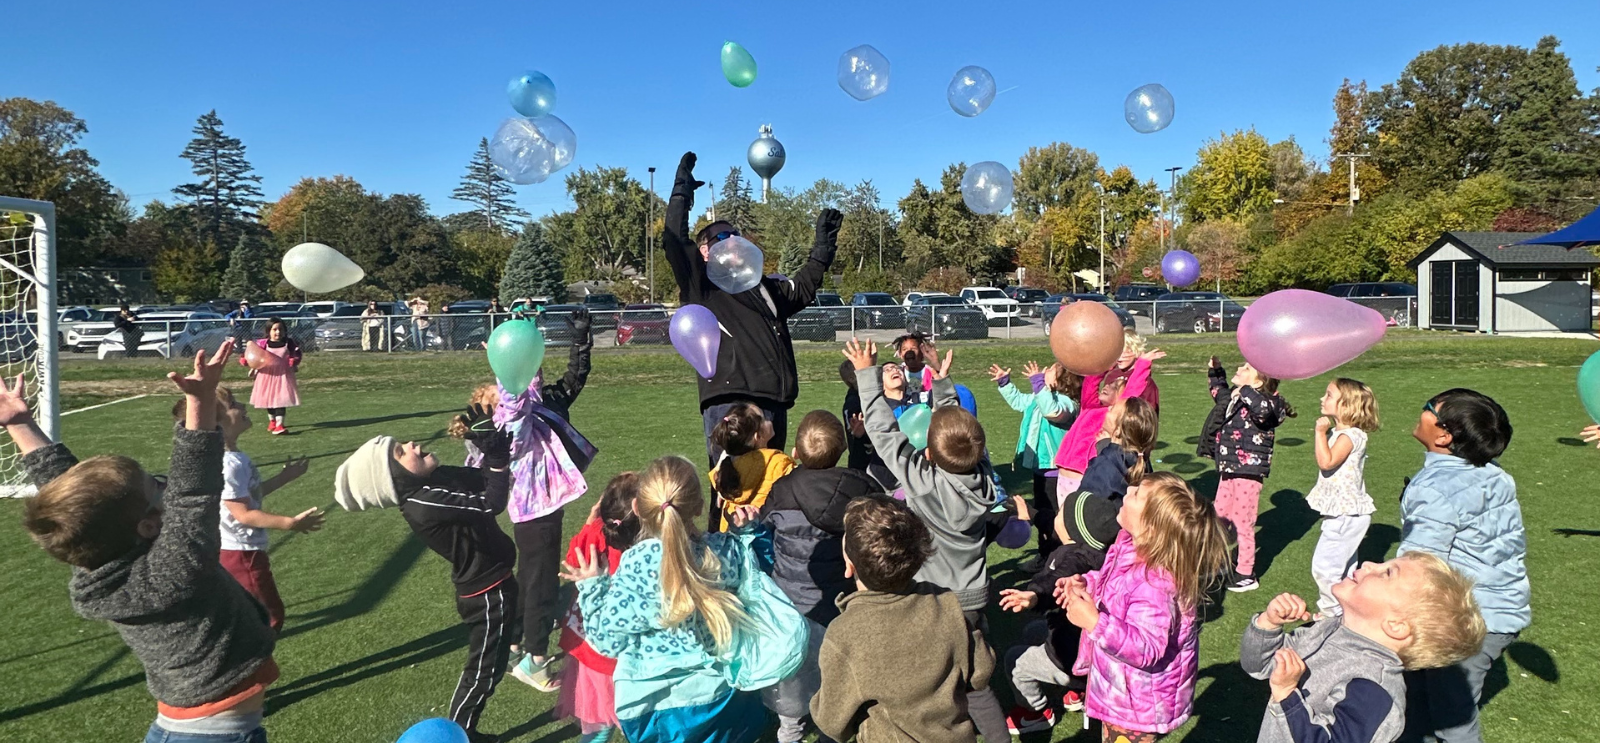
[1499,268,1590,282]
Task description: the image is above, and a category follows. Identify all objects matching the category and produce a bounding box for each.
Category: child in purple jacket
[1056,472,1231,742]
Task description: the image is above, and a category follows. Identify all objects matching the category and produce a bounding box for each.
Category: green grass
[1,333,1596,742]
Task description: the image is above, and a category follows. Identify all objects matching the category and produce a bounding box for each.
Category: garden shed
[1408,231,1598,333]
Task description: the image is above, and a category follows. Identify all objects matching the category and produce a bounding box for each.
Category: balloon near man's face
[706,236,765,295]
[1050,301,1125,376]
[1236,290,1386,380]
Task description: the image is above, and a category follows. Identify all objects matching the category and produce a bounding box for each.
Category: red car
[616,304,670,345]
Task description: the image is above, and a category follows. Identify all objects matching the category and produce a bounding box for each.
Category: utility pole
[1164,166,1182,238]
[647,167,656,304]
[878,210,884,272]
[1335,153,1369,215]
[1093,182,1107,294]
[1157,192,1166,251]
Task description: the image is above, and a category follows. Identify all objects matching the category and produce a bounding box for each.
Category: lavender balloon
[706,236,764,294]
[670,304,721,378]
[1237,290,1387,380]
[1161,249,1201,288]
[996,518,1031,550]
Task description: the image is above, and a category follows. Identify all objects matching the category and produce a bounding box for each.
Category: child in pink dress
[243,318,302,435]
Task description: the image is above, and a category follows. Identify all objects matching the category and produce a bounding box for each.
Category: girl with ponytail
[708,403,795,531]
[564,455,769,743]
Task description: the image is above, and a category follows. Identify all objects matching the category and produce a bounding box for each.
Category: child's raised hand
[1023,360,1042,377]
[1208,355,1220,369]
[842,338,878,371]
[560,544,607,583]
[1139,348,1167,363]
[1315,416,1333,435]
[1582,424,1600,448]
[1268,647,1307,703]
[167,339,234,397]
[1064,584,1098,632]
[998,589,1038,613]
[988,364,1011,383]
[728,504,761,529]
[0,374,33,427]
[289,507,325,534]
[1011,495,1031,523]
[848,413,866,438]
[1257,593,1311,630]
[930,346,955,380]
[1053,574,1087,608]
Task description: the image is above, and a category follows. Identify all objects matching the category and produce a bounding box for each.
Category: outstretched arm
[543,308,593,408]
[662,152,707,303]
[769,209,842,318]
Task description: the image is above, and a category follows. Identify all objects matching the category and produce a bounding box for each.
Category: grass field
[1,332,1596,743]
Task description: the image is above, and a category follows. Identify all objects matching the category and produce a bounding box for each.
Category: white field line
[62,394,150,417]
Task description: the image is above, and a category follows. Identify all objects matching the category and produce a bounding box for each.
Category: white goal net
[0,197,59,497]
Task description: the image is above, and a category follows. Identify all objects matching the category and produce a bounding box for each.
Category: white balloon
[960,161,1013,215]
[489,115,578,185]
[706,236,764,294]
[281,242,364,294]
[948,66,996,117]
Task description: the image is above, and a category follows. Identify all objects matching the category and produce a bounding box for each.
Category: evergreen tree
[451,138,529,233]
[219,232,275,300]
[501,222,565,302]
[1496,36,1596,187]
[718,166,756,231]
[173,110,263,252]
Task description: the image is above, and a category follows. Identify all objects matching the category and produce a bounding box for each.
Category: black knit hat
[1059,488,1122,552]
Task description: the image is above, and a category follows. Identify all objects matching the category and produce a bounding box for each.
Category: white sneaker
[509,655,561,692]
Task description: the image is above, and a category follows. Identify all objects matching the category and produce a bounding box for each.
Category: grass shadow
[1556,437,1588,447]
[0,647,142,723]
[266,625,467,713]
[1356,523,1402,564]
[1551,528,1600,538]
[1277,437,1306,448]
[306,409,457,430]
[1254,489,1318,579]
[994,464,1033,500]
[1186,661,1268,742]
[280,536,428,640]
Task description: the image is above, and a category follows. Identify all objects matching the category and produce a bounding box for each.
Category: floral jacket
[1213,384,1291,480]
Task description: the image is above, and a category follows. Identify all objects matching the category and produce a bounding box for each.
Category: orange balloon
[243,342,285,373]
[1050,301,1125,376]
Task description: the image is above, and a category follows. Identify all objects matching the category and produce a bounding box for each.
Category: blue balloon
[507,71,557,118]
[397,718,468,743]
[948,66,996,117]
[1124,83,1175,134]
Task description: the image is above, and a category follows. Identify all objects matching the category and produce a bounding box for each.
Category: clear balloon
[837,45,890,101]
[281,242,364,294]
[397,718,469,743]
[706,236,765,295]
[1161,249,1201,288]
[487,319,547,396]
[1049,301,1125,376]
[506,71,556,118]
[721,41,758,88]
[1237,290,1387,380]
[996,517,1031,550]
[670,304,721,379]
[899,404,933,450]
[488,115,577,185]
[948,65,996,117]
[1124,83,1175,134]
[960,161,1014,215]
[1579,350,1600,423]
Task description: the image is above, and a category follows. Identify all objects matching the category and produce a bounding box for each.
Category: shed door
[1429,260,1479,330]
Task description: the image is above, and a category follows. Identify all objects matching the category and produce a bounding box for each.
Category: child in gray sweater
[1240,551,1484,743]
[14,343,278,741]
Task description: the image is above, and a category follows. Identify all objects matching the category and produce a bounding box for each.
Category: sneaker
[509,654,561,692]
[466,731,500,743]
[271,422,287,435]
[1226,573,1260,593]
[1061,689,1085,712]
[1006,706,1055,735]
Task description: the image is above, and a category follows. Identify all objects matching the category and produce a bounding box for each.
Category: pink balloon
[670,304,721,378]
[1236,290,1386,380]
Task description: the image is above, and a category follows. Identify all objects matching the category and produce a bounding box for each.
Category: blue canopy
[1513,204,1600,249]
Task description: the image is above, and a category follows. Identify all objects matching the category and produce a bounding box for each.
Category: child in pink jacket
[1052,333,1163,488]
[1056,472,1230,742]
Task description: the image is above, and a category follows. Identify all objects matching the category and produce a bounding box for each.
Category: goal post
[0,196,59,497]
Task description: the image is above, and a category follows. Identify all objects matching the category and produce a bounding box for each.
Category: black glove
[462,403,512,463]
[571,306,591,335]
[674,152,705,199]
[812,208,844,261]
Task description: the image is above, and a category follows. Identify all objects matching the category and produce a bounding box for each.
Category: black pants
[450,579,519,734]
[267,407,286,420]
[513,508,565,655]
[702,400,788,530]
[1031,472,1061,561]
[961,609,1012,743]
[121,329,141,358]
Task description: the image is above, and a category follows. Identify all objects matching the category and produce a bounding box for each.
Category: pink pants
[1214,477,1264,576]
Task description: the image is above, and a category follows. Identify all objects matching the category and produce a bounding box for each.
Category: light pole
[1334,153,1369,215]
[878,210,884,272]
[1163,166,1182,241]
[647,167,656,303]
[1093,182,1107,294]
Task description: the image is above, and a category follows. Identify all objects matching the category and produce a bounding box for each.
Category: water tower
[746,124,786,202]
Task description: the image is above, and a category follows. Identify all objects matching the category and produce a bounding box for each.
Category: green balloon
[900,404,933,450]
[487,318,546,395]
[1580,350,1600,424]
[721,41,757,88]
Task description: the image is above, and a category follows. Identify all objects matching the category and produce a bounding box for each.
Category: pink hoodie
[1072,530,1200,734]
[1052,359,1156,473]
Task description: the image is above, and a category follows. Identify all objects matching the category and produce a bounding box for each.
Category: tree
[718,167,757,231]
[753,178,843,275]
[173,110,263,252]
[219,232,275,300]
[261,176,455,297]
[501,222,566,302]
[0,98,126,266]
[1496,37,1598,188]
[1013,143,1101,223]
[835,180,899,273]
[1268,138,1316,204]
[897,165,1008,280]
[560,167,660,281]
[1184,221,1250,289]
[1367,43,1527,190]
[452,229,516,298]
[1180,129,1275,223]
[450,138,529,233]
[154,238,223,302]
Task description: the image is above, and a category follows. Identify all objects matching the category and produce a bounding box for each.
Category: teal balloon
[1580,350,1600,423]
[900,404,933,450]
[487,319,546,395]
[507,71,557,118]
[721,41,757,87]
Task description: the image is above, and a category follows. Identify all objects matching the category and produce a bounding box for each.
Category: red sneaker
[1061,689,1085,712]
[269,421,285,435]
[1006,705,1055,735]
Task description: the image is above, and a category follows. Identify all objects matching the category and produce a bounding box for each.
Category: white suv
[959,286,1020,324]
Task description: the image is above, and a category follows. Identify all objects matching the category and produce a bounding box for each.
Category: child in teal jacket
[990,360,1080,563]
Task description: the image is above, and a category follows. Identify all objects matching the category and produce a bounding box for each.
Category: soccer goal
[0,197,59,497]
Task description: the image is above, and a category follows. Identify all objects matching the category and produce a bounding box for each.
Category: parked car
[313,302,404,350]
[905,295,988,340]
[51,306,101,350]
[1326,282,1417,326]
[812,292,855,329]
[849,292,906,329]
[62,307,128,353]
[0,313,38,364]
[616,304,670,345]
[787,307,838,342]
[537,304,586,347]
[1005,286,1051,316]
[1152,292,1247,334]
[581,293,622,330]
[299,301,353,319]
[190,310,320,354]
[902,291,949,307]
[959,286,1021,325]
[1113,284,1170,316]
[254,301,304,314]
[1042,293,1136,332]
[97,312,228,359]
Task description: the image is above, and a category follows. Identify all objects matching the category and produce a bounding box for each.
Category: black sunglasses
[1422,400,1448,430]
[706,229,741,244]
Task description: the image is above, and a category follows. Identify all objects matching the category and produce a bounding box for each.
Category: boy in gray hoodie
[843,338,1007,740]
[1240,551,1485,743]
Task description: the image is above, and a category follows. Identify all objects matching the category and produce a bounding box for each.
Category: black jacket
[1079,438,1141,501]
[1025,542,1106,674]
[398,462,516,596]
[759,467,884,626]
[664,153,840,411]
[1214,384,1293,480]
[1197,365,1229,460]
[538,311,592,422]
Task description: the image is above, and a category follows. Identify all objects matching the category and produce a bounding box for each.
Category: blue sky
[19,0,1600,219]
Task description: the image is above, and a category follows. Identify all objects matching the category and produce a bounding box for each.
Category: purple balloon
[996,517,1031,550]
[670,304,721,378]
[1161,249,1201,288]
[1237,290,1387,380]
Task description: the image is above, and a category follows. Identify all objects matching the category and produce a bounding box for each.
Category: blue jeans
[144,724,266,743]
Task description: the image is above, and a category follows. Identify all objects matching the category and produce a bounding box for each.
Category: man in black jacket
[664,152,842,524]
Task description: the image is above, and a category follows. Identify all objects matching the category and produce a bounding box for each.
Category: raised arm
[662,152,707,302]
[768,209,842,318]
[1207,356,1228,401]
[145,342,235,600]
[543,308,593,407]
[1313,423,1355,472]
[845,339,937,492]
